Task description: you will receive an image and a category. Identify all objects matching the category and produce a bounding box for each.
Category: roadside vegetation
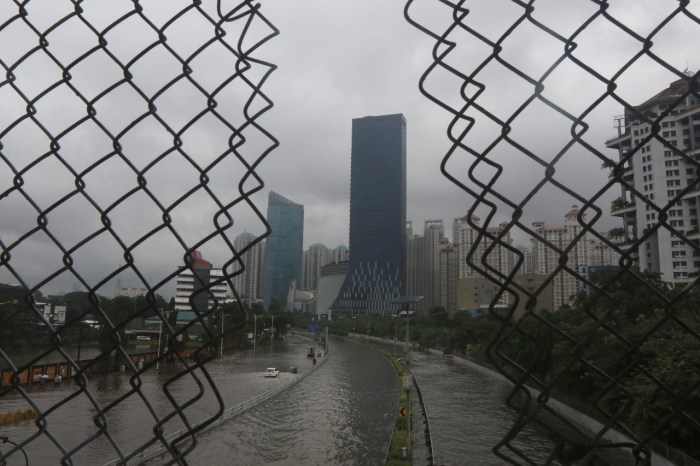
[326,269,700,459]
[382,350,412,466]
[0,293,306,375]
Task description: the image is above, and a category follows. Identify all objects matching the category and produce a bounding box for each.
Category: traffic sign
[398,407,406,417]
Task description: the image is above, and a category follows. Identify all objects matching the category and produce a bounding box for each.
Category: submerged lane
[186,337,398,466]
[1,334,323,465]
[410,350,559,466]
[3,335,561,465]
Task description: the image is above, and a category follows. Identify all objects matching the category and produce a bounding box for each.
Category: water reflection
[1,334,323,465]
[186,338,397,466]
[409,351,559,465]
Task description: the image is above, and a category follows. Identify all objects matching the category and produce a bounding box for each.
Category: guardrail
[412,374,436,466]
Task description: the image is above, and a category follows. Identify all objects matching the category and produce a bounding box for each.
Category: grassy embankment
[383,348,412,466]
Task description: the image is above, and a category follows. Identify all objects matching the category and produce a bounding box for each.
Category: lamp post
[393,315,398,356]
[270,314,276,345]
[156,309,175,370]
[220,309,224,357]
[404,305,411,357]
[76,320,83,363]
[390,296,423,361]
[253,313,257,349]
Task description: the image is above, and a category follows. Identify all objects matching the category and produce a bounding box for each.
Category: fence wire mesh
[1,0,700,465]
[1,0,275,464]
[405,0,699,465]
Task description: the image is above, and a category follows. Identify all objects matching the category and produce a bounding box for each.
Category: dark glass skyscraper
[331,114,406,316]
[263,191,304,310]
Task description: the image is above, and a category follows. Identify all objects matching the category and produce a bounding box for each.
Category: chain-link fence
[2,0,699,465]
[405,0,699,465]
[1,1,275,464]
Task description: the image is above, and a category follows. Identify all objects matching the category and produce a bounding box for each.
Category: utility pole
[404,305,410,358]
[390,296,423,361]
[219,309,224,357]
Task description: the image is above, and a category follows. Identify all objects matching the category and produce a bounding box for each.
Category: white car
[264,367,279,378]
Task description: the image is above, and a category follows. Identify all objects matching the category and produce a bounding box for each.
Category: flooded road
[409,350,558,465]
[1,335,398,465]
[183,337,397,466]
[1,334,329,465]
[2,335,561,465]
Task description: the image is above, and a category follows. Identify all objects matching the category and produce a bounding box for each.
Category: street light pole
[77,321,83,363]
[156,309,171,370]
[271,314,275,345]
[253,313,257,350]
[404,305,410,358]
[220,309,224,357]
[390,296,423,361]
[156,314,163,370]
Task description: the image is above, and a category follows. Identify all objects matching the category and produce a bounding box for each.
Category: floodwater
[409,350,559,465]
[0,334,330,465]
[182,337,397,466]
[1,335,560,465]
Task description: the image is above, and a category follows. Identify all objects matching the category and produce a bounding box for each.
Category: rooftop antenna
[683,61,693,77]
[613,115,626,135]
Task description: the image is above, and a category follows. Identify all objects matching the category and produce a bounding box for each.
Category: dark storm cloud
[0,0,697,295]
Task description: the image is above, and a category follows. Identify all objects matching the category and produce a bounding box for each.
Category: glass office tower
[263,191,304,310]
[331,114,407,316]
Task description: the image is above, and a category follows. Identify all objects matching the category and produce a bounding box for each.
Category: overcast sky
[1,0,698,297]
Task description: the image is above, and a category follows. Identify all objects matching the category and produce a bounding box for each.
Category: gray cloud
[0,0,698,296]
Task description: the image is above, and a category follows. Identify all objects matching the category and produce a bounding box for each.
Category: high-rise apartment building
[530,205,613,309]
[405,220,444,311]
[405,221,423,298]
[174,251,230,311]
[301,243,331,290]
[456,215,514,308]
[232,231,265,302]
[515,245,533,274]
[453,214,468,245]
[423,220,444,310]
[456,214,514,280]
[262,192,304,310]
[439,238,458,312]
[331,114,407,316]
[331,245,350,264]
[606,77,700,283]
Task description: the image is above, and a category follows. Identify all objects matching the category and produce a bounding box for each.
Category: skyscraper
[301,243,331,290]
[405,219,444,311]
[232,231,265,303]
[262,192,304,310]
[331,114,407,316]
